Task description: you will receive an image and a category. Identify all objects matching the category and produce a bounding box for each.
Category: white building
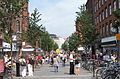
[50,34,65,49]
[54,37,65,49]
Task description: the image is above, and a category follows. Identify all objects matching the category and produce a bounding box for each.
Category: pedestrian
[19,56,27,77]
[69,51,75,75]
[53,55,59,72]
[28,57,33,76]
[31,54,35,72]
[74,54,81,75]
[111,53,117,62]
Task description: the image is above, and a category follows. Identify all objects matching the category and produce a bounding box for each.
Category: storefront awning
[22,48,35,52]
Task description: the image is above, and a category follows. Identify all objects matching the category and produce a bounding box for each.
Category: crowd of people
[3,50,84,77]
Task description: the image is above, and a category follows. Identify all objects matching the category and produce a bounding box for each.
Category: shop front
[101,36,117,54]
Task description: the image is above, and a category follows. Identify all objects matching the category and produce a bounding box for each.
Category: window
[106,23,109,33]
[102,0,104,5]
[102,11,104,20]
[99,0,101,8]
[114,0,116,10]
[110,22,113,33]
[95,5,96,12]
[97,16,99,23]
[16,20,20,32]
[109,4,112,15]
[102,26,103,36]
[97,3,98,11]
[105,8,108,18]
[100,13,101,22]
[118,0,120,9]
[103,25,105,36]
[100,28,102,36]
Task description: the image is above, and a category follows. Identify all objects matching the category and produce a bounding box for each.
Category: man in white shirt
[69,51,75,75]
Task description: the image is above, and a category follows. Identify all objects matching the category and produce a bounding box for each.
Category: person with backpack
[19,56,27,77]
[74,54,81,75]
[28,57,33,76]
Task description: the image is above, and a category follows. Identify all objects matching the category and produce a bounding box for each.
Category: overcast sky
[29,0,87,38]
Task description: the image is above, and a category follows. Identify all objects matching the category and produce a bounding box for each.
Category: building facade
[12,2,29,33]
[86,0,120,53]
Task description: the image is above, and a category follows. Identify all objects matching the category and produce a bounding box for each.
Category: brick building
[12,2,29,33]
[86,0,120,52]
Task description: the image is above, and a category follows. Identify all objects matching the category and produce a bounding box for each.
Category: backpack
[75,59,79,64]
[21,59,26,66]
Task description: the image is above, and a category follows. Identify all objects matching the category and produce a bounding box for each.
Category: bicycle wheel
[104,75,116,79]
[104,75,112,79]
[115,74,120,79]
[96,68,103,79]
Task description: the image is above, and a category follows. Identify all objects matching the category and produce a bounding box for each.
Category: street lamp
[16,16,22,77]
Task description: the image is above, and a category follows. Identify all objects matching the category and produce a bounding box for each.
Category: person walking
[74,54,81,75]
[19,56,27,77]
[69,51,75,75]
[53,55,59,72]
[28,57,33,76]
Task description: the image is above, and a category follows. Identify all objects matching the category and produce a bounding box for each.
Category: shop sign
[116,34,120,40]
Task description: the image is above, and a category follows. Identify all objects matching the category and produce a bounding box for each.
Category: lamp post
[16,16,22,77]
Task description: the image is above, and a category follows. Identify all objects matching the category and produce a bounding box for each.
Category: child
[74,55,81,75]
[53,55,59,72]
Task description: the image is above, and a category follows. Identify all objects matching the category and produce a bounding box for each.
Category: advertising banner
[0,59,4,73]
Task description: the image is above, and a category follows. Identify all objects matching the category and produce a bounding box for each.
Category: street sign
[12,35,17,41]
[116,34,120,40]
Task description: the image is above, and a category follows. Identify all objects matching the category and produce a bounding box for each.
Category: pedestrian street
[13,62,93,79]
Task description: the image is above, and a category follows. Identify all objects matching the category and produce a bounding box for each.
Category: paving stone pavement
[13,62,94,79]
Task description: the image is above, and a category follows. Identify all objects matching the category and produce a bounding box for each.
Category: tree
[68,33,80,52]
[61,40,69,51]
[112,9,120,33]
[25,8,43,47]
[76,6,98,46]
[75,5,98,58]
[0,0,28,42]
[26,8,58,51]
[112,9,120,62]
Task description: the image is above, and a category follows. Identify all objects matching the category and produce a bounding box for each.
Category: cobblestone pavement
[13,62,94,79]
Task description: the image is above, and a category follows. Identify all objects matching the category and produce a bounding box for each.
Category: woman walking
[74,54,81,75]
[28,57,33,76]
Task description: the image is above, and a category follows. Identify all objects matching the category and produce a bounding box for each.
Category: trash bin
[16,61,20,77]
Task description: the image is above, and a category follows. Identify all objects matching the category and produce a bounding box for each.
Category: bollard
[93,59,95,77]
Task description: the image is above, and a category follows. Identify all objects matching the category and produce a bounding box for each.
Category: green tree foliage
[61,40,69,51]
[26,8,58,51]
[26,8,43,46]
[68,33,79,52]
[113,9,120,33]
[76,6,98,46]
[0,0,28,42]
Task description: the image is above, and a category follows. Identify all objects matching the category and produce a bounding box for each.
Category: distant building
[49,34,59,39]
[50,34,65,49]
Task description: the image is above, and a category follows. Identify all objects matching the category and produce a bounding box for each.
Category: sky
[29,0,87,38]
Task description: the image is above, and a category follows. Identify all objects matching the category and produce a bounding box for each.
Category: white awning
[78,47,84,51]
[22,48,35,52]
